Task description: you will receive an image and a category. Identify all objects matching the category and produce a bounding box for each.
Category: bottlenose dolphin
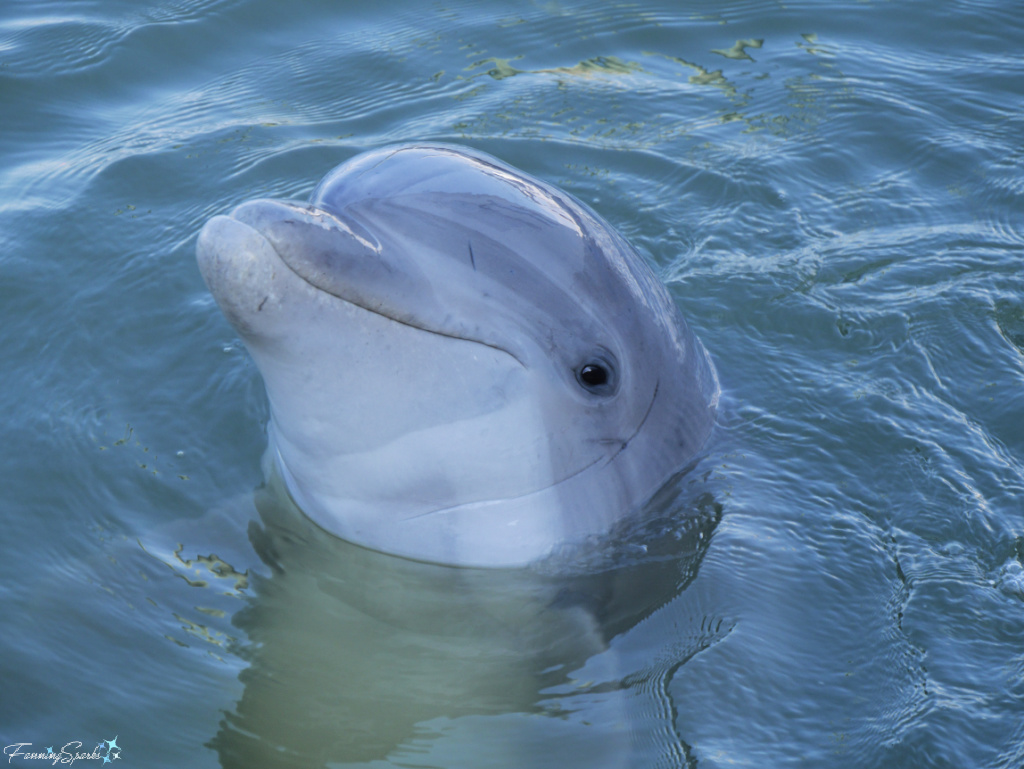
[196,143,718,567]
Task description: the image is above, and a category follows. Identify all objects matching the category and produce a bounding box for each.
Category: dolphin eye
[576,358,616,394]
[580,364,608,387]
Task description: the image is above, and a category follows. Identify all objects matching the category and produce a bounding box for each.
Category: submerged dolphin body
[196,144,718,567]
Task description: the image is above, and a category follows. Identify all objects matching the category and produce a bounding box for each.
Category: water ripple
[2,0,1023,765]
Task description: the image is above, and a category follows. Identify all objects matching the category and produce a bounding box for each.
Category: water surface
[2,1,1022,767]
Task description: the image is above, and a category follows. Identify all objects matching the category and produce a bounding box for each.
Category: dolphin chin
[197,143,718,568]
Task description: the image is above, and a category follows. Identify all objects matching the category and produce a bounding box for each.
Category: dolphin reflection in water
[204,461,722,767]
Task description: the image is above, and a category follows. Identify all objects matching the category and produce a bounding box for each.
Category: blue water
[2,1,1023,766]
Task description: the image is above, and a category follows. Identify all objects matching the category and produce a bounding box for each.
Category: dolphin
[196,143,718,567]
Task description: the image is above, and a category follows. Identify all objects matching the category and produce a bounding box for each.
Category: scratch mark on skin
[257,296,268,311]
[468,241,477,271]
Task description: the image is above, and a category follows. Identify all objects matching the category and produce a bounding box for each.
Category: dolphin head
[196,144,718,567]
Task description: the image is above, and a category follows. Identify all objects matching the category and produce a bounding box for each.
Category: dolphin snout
[196,213,296,339]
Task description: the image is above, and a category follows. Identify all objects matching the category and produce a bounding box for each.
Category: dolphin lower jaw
[196,214,291,340]
[272,444,637,569]
[265,390,670,569]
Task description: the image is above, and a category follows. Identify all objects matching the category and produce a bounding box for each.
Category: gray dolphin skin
[196,144,718,567]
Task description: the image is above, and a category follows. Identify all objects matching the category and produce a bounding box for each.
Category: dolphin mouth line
[603,379,659,459]
[401,453,608,523]
[231,213,527,367]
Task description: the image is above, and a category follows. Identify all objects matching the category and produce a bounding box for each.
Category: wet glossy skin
[196,144,718,566]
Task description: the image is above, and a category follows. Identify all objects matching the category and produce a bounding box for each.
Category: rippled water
[2,1,1022,767]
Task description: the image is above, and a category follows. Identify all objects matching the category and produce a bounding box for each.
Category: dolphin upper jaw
[199,202,531,368]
